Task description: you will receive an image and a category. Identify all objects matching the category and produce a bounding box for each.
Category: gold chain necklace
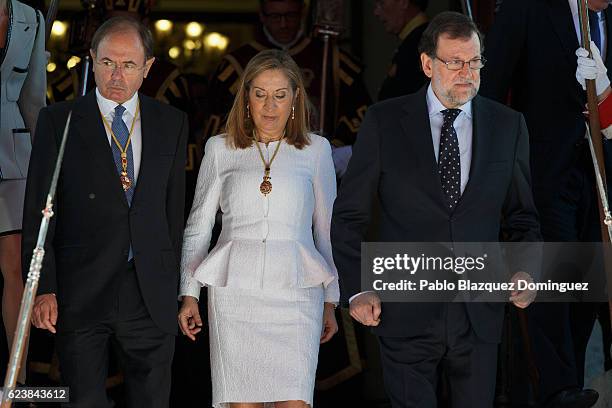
[99,100,140,191]
[252,130,283,196]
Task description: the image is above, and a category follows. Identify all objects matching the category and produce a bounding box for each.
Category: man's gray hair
[91,16,154,60]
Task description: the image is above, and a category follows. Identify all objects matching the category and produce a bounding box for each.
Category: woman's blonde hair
[224,49,310,149]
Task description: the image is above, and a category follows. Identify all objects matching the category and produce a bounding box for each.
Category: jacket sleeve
[18,9,46,141]
[501,113,543,280]
[179,136,222,300]
[166,112,188,265]
[21,107,59,294]
[331,107,381,304]
[312,137,340,303]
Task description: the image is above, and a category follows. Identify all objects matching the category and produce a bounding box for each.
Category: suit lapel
[2,1,31,69]
[547,0,580,65]
[400,88,448,206]
[458,95,491,207]
[132,95,161,205]
[72,92,128,208]
[546,0,584,109]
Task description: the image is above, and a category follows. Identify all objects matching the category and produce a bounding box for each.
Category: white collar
[262,26,304,50]
[95,88,139,119]
[569,0,579,18]
[426,84,472,118]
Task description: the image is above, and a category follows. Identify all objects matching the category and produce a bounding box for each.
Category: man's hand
[349,292,381,326]
[178,296,203,341]
[32,294,58,333]
[509,271,537,309]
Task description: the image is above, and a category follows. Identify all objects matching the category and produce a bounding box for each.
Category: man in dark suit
[22,16,187,407]
[374,0,429,101]
[331,11,541,408]
[480,1,610,406]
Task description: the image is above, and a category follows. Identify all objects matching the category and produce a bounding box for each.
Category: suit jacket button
[123,250,129,256]
[88,193,95,199]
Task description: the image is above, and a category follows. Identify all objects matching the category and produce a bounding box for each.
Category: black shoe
[545,388,599,408]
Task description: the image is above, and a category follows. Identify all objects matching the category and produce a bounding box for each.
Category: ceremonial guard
[204,0,372,148]
[375,0,429,101]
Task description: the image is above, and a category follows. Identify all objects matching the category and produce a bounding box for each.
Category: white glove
[576,41,610,97]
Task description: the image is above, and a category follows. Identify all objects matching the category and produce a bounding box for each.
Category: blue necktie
[111,105,134,260]
[439,109,462,210]
[589,10,602,53]
[111,105,135,205]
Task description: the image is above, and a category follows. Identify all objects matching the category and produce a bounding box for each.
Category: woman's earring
[291,105,295,120]
[247,104,250,119]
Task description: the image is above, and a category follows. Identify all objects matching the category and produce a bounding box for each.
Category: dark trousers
[528,145,606,402]
[56,262,175,408]
[377,304,498,408]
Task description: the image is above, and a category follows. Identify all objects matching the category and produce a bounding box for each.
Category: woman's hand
[320,302,339,343]
[178,296,203,341]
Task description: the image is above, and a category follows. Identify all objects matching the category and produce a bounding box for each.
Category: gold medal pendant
[252,130,283,197]
[120,172,132,191]
[99,101,140,195]
[260,170,272,195]
[120,153,132,191]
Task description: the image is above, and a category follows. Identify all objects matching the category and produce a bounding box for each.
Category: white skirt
[208,285,324,407]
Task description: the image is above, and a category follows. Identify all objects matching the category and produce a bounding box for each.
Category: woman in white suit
[0,0,46,384]
[178,50,339,408]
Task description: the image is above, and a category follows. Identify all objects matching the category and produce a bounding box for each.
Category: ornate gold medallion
[99,101,140,194]
[253,131,283,197]
[120,172,132,191]
[260,172,272,195]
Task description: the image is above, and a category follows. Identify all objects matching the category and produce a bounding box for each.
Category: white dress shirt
[349,85,474,304]
[568,0,607,59]
[427,84,473,194]
[95,88,142,182]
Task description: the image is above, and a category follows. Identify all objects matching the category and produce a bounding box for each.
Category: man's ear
[421,52,433,78]
[143,57,155,78]
[90,50,96,71]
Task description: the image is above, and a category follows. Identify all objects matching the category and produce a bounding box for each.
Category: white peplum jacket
[179,133,340,303]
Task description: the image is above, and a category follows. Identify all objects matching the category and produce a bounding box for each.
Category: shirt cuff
[178,277,202,301]
[324,282,340,304]
[349,291,375,304]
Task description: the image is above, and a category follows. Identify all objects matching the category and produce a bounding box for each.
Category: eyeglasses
[262,11,301,23]
[434,56,486,71]
[95,59,146,75]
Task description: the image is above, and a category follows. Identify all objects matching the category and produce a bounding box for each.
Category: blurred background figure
[0,0,46,386]
[374,0,429,101]
[204,0,372,154]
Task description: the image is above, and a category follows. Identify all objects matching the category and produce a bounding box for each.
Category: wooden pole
[577,0,612,333]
